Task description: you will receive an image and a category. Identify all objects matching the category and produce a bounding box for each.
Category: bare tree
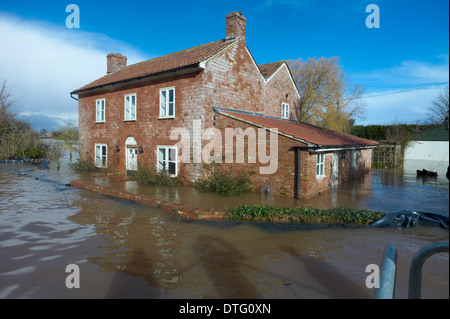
[56,121,78,161]
[0,79,41,159]
[426,86,449,126]
[45,141,64,169]
[0,80,17,135]
[288,57,366,133]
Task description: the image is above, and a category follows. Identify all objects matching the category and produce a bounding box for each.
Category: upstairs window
[316,153,325,177]
[282,102,289,119]
[124,93,136,121]
[96,99,105,122]
[160,87,175,118]
[95,144,107,168]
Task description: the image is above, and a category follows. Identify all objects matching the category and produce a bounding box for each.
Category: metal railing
[374,245,397,299]
[374,241,449,299]
[408,241,449,299]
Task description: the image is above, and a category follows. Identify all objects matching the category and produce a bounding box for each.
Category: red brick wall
[201,41,299,124]
[209,113,374,199]
[338,148,373,183]
[213,112,305,197]
[262,64,300,121]
[78,40,300,183]
[78,71,206,181]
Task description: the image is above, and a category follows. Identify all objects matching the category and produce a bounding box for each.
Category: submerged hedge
[226,205,387,225]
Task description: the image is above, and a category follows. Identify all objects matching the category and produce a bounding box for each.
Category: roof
[258,61,285,79]
[71,39,235,94]
[214,107,379,148]
[412,126,449,142]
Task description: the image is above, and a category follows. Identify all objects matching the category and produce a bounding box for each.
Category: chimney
[226,12,246,43]
[107,53,127,74]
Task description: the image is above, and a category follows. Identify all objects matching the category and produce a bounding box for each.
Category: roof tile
[217,108,378,147]
[72,39,235,94]
[258,61,284,79]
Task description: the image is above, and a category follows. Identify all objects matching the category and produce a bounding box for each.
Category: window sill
[316,175,327,180]
[123,119,136,122]
[158,116,175,120]
[95,121,105,124]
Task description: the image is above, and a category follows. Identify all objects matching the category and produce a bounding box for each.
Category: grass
[226,205,387,225]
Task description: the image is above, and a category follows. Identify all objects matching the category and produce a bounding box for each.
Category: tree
[56,121,78,161]
[288,57,366,133]
[0,80,17,134]
[426,86,449,126]
[0,79,41,159]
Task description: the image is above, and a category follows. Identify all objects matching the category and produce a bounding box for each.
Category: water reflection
[276,245,371,299]
[0,155,448,299]
[192,234,258,298]
[79,162,448,217]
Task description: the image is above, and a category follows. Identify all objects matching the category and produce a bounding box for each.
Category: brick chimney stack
[226,12,246,43]
[107,53,127,74]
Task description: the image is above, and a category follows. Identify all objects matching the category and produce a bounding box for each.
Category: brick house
[71,12,378,200]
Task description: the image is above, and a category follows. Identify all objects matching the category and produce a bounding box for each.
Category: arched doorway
[125,136,137,172]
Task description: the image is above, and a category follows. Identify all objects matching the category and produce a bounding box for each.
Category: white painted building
[404,126,449,162]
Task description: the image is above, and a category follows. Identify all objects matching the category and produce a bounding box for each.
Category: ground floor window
[95,144,107,168]
[316,153,325,177]
[157,145,177,176]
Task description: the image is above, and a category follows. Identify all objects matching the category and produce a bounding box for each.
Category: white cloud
[352,57,449,125]
[0,12,149,130]
[358,86,446,125]
[354,56,449,86]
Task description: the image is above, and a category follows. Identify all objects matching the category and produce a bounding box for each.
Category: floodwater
[0,153,448,299]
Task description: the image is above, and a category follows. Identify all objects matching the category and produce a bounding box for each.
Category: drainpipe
[294,148,300,200]
[70,93,78,101]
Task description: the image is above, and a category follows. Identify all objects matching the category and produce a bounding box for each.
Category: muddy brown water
[0,156,448,299]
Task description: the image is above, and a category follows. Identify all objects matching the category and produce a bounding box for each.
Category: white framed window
[157,145,177,176]
[282,102,289,119]
[159,87,175,118]
[96,99,105,122]
[124,93,136,121]
[95,143,107,168]
[316,153,325,178]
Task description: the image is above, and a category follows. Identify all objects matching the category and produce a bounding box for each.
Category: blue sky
[0,0,448,131]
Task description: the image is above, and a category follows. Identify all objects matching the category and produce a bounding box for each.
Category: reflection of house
[404,126,449,162]
[70,12,377,199]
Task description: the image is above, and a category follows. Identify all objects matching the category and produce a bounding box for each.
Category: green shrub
[70,158,97,172]
[195,167,253,196]
[23,146,45,159]
[134,163,179,186]
[226,205,386,225]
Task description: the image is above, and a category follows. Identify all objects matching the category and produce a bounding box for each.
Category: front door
[127,147,138,171]
[332,152,339,187]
